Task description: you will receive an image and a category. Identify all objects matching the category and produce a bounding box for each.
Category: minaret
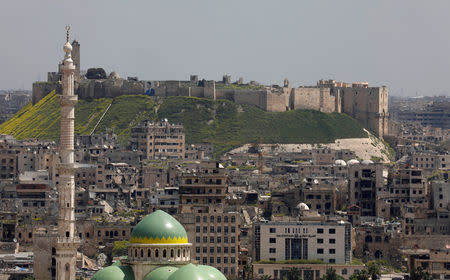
[55,26,80,280]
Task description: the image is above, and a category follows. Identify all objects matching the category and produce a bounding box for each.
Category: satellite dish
[13,238,17,243]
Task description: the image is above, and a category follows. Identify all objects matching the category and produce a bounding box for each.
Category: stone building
[129,121,185,160]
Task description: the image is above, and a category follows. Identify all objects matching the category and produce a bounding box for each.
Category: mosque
[91,210,227,280]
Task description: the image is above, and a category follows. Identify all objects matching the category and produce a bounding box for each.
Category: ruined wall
[32,82,61,104]
[233,90,268,110]
[77,79,145,99]
[266,92,288,112]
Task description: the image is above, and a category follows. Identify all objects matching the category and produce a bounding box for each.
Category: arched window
[183,249,186,257]
[135,249,138,257]
[155,249,159,258]
[141,249,144,258]
[163,249,167,258]
[171,249,174,258]
[177,249,181,258]
[365,235,373,243]
[148,249,151,258]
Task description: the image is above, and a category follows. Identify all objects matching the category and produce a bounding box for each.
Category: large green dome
[167,264,227,280]
[130,210,188,244]
[91,265,134,280]
[144,266,178,280]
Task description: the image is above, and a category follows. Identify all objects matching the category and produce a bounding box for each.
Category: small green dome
[144,266,178,280]
[130,210,188,244]
[167,264,227,280]
[91,265,134,280]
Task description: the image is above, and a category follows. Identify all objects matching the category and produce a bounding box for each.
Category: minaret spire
[55,26,80,280]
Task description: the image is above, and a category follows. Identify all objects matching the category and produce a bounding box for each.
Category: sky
[1,1,450,96]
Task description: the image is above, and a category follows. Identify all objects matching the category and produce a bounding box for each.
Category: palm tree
[349,269,370,280]
[410,266,432,280]
[321,268,344,280]
[285,267,302,280]
[366,261,381,280]
[244,263,253,280]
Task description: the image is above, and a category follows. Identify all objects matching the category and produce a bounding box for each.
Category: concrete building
[129,121,185,160]
[176,161,240,278]
[348,162,385,217]
[254,220,352,264]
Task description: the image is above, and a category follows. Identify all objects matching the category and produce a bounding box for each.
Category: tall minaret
[55,26,80,280]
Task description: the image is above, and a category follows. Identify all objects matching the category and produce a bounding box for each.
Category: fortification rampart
[32,73,388,137]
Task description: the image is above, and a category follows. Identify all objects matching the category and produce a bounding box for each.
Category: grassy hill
[0,91,368,156]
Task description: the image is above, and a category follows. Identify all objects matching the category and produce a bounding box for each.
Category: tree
[284,267,302,280]
[243,264,253,280]
[366,261,381,280]
[349,270,370,280]
[321,268,344,280]
[86,68,107,79]
[112,240,128,257]
[260,275,273,280]
[410,267,432,280]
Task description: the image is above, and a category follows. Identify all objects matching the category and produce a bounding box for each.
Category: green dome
[167,264,227,280]
[130,210,188,244]
[144,266,178,280]
[197,265,227,280]
[91,265,134,280]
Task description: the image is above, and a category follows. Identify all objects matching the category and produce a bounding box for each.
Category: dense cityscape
[0,2,450,280]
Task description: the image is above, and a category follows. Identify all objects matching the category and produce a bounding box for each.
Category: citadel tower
[54,26,80,280]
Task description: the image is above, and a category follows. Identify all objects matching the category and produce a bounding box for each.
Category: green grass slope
[0,93,367,156]
[158,97,367,156]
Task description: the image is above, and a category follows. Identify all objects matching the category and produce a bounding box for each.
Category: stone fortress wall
[31,40,388,137]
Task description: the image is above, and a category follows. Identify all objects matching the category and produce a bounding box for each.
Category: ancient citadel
[32,40,388,137]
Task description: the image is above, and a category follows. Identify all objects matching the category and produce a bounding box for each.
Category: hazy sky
[1,0,450,96]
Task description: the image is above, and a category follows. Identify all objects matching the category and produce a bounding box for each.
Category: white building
[254,220,352,264]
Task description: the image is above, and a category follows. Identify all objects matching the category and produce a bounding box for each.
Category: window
[329,239,335,244]
[269,238,276,243]
[210,247,214,253]
[269,228,276,233]
[196,216,200,223]
[231,216,236,223]
[203,237,207,243]
[329,228,336,234]
[196,226,200,233]
[269,248,276,253]
[258,268,264,274]
[317,248,324,254]
[217,257,221,264]
[210,237,214,243]
[210,257,214,264]
[329,259,336,263]
[202,247,207,253]
[329,249,336,254]
[317,238,324,244]
[196,247,200,253]
[317,228,324,234]
[231,237,235,243]
[196,236,200,243]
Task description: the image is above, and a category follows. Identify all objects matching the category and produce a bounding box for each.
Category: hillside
[0,91,368,156]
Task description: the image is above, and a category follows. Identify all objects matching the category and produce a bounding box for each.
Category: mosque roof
[130,210,188,244]
[166,264,227,280]
[144,266,178,280]
[91,265,134,280]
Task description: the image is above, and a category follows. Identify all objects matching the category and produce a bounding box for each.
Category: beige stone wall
[32,82,61,104]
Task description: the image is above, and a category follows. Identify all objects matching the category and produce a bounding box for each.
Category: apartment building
[177,161,240,278]
[129,120,185,160]
[348,162,385,217]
